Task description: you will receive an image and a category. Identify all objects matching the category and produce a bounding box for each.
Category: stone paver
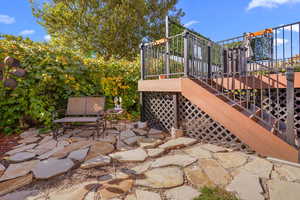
[268,179,300,200]
[241,157,273,178]
[11,143,26,150]
[125,193,137,200]
[77,130,95,137]
[39,135,53,144]
[99,178,133,200]
[133,128,148,136]
[116,140,134,151]
[46,181,97,200]
[199,159,231,186]
[8,152,36,162]
[214,152,248,168]
[1,190,38,200]
[0,174,33,196]
[0,163,5,177]
[37,145,65,160]
[6,124,300,200]
[81,155,111,169]
[130,161,151,175]
[201,144,228,153]
[135,167,184,189]
[51,141,93,159]
[137,121,148,129]
[151,154,197,168]
[184,165,214,188]
[123,136,139,146]
[138,138,162,149]
[20,129,38,139]
[104,129,120,135]
[159,137,197,150]
[32,158,74,179]
[165,186,200,200]
[148,129,163,135]
[273,164,300,181]
[85,141,115,160]
[148,129,166,139]
[0,160,39,181]
[5,143,37,156]
[96,135,117,144]
[68,148,89,162]
[27,147,51,156]
[120,130,136,140]
[35,139,58,150]
[227,170,264,200]
[148,133,166,140]
[183,144,212,159]
[18,136,40,144]
[147,148,165,158]
[136,189,161,200]
[109,148,148,163]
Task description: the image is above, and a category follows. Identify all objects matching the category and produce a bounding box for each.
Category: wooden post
[207,45,212,79]
[140,43,145,80]
[184,30,190,77]
[140,92,145,122]
[165,16,170,77]
[173,94,179,129]
[286,67,295,146]
[223,49,228,74]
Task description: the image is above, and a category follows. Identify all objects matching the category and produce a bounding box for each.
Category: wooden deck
[139,78,300,163]
[139,72,300,91]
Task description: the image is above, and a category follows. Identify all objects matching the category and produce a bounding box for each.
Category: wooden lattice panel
[177,95,251,151]
[142,92,176,131]
[141,92,252,152]
[261,88,300,135]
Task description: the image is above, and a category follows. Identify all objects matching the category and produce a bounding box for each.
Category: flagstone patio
[1,122,300,200]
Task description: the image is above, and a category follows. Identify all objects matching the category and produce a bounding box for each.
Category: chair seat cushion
[54,117,98,123]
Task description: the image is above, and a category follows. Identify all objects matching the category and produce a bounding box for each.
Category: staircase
[139,21,300,163]
[181,78,299,162]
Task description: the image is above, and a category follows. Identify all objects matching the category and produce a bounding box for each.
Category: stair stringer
[181,78,299,163]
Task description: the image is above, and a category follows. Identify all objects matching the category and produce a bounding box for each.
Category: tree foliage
[0,35,140,134]
[31,0,184,59]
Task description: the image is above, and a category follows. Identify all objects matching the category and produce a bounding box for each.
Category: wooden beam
[138,72,300,92]
[181,78,299,163]
[138,79,182,92]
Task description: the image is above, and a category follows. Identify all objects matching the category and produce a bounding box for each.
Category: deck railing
[140,22,300,147]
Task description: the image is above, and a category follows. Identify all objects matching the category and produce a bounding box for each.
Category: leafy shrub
[194,186,239,200]
[0,35,140,134]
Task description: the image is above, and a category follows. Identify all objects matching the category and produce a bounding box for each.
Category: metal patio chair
[52,96,106,139]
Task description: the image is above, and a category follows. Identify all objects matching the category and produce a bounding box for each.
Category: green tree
[31,0,184,60]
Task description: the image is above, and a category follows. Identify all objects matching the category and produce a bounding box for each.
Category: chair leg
[96,122,100,138]
[53,126,58,141]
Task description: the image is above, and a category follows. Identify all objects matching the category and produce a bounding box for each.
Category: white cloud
[0,14,15,24]
[44,34,51,41]
[275,38,288,45]
[247,0,300,10]
[184,20,200,28]
[282,24,299,32]
[19,30,35,36]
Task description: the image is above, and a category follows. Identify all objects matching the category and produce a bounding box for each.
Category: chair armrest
[52,109,66,121]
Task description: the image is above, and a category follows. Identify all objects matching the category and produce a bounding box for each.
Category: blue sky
[0,0,300,42]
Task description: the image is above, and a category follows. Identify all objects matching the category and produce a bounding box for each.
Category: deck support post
[173,94,179,129]
[183,30,190,77]
[140,43,145,80]
[140,92,145,122]
[223,49,228,74]
[286,67,296,146]
[165,16,170,78]
[207,45,212,79]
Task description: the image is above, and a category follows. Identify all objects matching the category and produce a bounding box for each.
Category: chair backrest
[66,97,105,115]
